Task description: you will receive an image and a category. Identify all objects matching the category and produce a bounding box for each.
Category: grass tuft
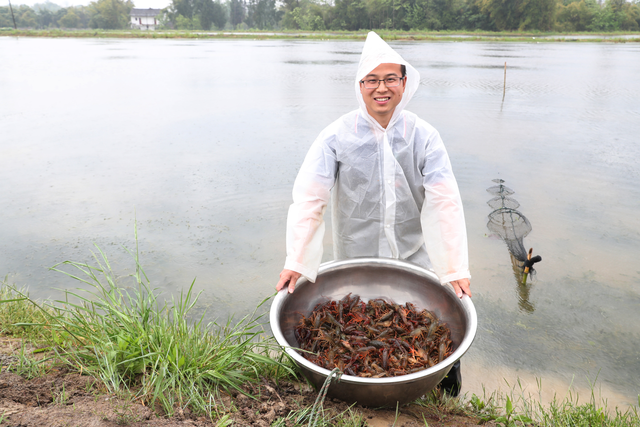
[0,282,59,343]
[272,403,366,426]
[0,228,296,418]
[466,378,640,427]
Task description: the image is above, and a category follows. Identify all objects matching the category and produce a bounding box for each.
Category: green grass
[271,404,367,426]
[461,379,640,427]
[0,228,296,419]
[414,388,483,419]
[1,28,639,42]
[0,283,59,343]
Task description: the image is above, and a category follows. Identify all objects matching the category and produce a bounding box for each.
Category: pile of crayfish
[294,294,454,377]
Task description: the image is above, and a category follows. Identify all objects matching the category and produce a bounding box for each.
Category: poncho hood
[355,32,420,130]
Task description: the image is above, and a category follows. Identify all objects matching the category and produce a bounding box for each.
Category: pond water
[1,37,639,408]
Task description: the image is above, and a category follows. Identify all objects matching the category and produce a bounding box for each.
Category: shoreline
[1,28,640,42]
[1,333,638,426]
[0,281,638,426]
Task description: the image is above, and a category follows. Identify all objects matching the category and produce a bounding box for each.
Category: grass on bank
[472,379,640,427]
[1,237,640,426]
[1,27,639,42]
[0,235,296,420]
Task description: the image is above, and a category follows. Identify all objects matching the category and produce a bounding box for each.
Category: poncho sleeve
[420,131,471,284]
[283,132,337,282]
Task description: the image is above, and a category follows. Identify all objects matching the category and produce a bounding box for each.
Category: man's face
[359,63,406,128]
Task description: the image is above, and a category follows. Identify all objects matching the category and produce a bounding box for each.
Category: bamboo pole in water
[8,0,17,30]
[502,62,507,102]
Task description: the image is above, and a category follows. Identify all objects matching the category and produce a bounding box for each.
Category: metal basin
[269,257,477,407]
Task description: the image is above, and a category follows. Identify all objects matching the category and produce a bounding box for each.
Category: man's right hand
[276,269,302,293]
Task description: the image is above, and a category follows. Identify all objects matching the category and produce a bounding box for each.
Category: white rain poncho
[284,32,470,285]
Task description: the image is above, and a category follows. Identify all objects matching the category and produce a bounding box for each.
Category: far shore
[1,28,640,42]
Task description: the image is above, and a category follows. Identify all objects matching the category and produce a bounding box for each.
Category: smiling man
[276,30,471,396]
[359,63,407,128]
[277,31,470,296]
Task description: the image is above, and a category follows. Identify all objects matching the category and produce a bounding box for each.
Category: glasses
[360,76,404,89]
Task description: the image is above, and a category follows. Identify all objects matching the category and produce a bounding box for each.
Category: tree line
[1,0,639,31]
[0,0,134,29]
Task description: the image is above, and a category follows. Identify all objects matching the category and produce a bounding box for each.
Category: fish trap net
[486,179,531,263]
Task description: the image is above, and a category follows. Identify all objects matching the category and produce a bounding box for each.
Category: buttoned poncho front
[284,32,470,285]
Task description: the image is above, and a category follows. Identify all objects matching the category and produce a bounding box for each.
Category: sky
[9,0,172,8]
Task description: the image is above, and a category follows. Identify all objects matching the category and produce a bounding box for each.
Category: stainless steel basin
[269,257,477,407]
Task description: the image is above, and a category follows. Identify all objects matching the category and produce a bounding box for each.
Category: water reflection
[486,179,541,313]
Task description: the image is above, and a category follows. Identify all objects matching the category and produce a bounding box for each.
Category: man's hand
[450,278,471,299]
[276,269,302,294]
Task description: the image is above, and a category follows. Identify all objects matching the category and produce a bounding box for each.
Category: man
[275,32,470,394]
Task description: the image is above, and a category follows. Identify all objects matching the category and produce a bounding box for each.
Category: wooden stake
[8,0,17,30]
[502,62,507,102]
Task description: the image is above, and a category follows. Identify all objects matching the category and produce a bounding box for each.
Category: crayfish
[294,294,454,377]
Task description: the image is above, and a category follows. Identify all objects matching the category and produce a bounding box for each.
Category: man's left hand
[450,279,471,298]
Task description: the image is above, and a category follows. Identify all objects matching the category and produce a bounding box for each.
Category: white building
[130,8,162,30]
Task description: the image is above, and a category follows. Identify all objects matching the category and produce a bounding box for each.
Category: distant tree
[584,0,640,31]
[362,0,393,29]
[18,5,38,28]
[229,0,245,26]
[175,13,200,28]
[437,0,466,29]
[628,1,640,29]
[33,1,62,12]
[198,0,216,29]
[0,7,14,28]
[74,6,92,27]
[328,0,368,30]
[167,0,194,28]
[88,0,133,29]
[588,3,619,30]
[279,0,299,17]
[556,0,596,31]
[168,0,226,30]
[52,7,67,26]
[404,0,438,30]
[520,0,557,30]
[36,9,55,27]
[59,8,79,27]
[480,0,556,30]
[170,0,196,20]
[618,0,640,30]
[460,0,496,30]
[246,0,277,29]
[296,5,326,29]
[280,0,325,29]
[211,1,228,29]
[196,0,227,29]
[402,0,463,30]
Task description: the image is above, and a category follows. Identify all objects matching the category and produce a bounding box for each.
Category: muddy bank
[0,369,491,427]
[0,336,488,427]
